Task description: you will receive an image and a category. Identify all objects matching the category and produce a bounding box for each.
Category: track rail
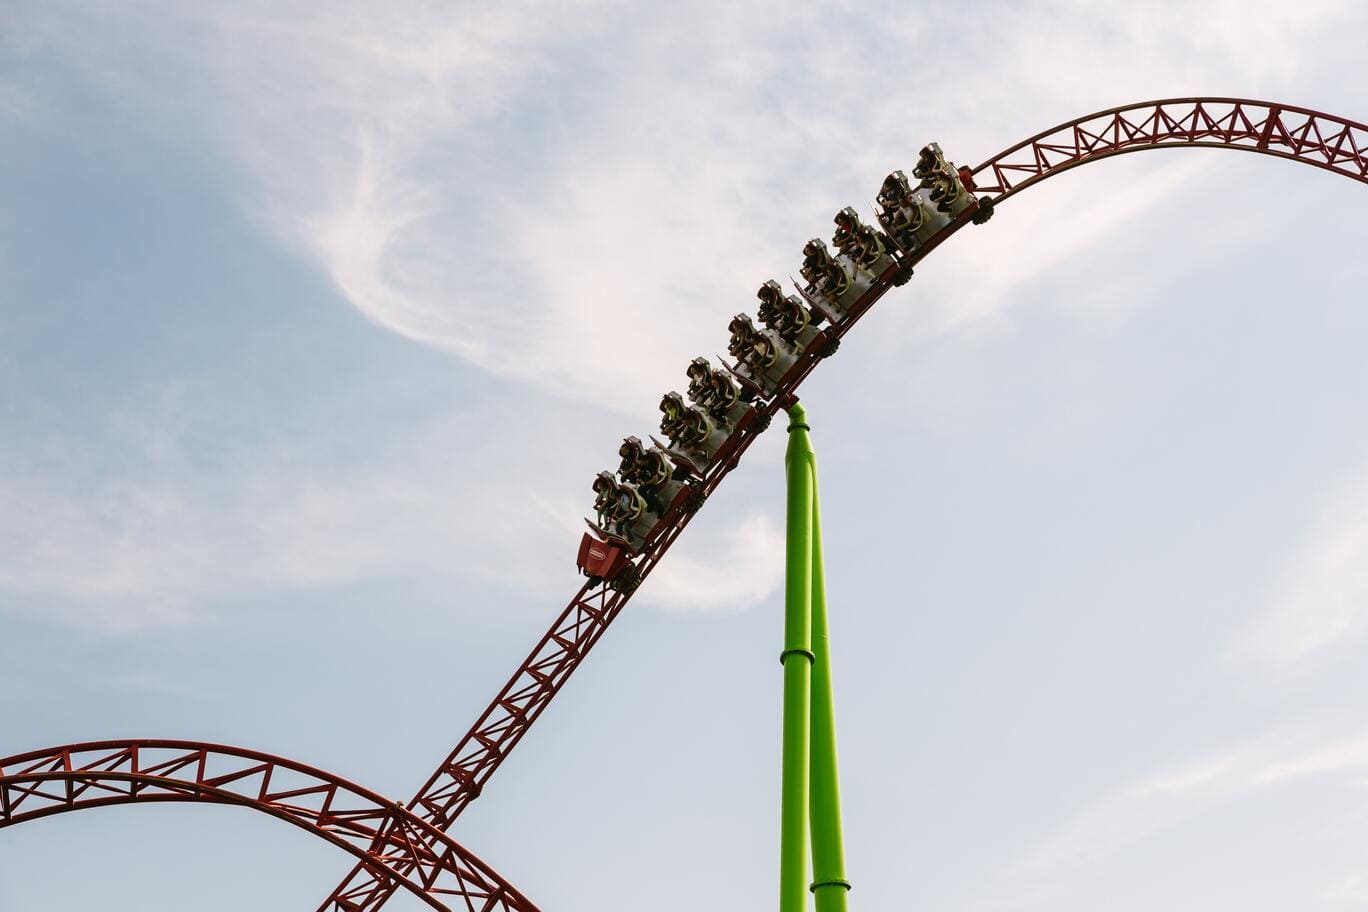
[319,97,1367,912]
[970,97,1367,200]
[0,740,538,912]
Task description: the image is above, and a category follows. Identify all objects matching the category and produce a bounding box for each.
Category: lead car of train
[576,143,993,592]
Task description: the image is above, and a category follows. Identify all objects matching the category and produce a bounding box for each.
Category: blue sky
[4,1,1368,910]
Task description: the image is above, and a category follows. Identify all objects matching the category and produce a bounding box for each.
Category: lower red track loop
[0,740,538,912]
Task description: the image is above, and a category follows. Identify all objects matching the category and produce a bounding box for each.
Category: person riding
[619,436,674,512]
[832,206,885,268]
[635,447,673,490]
[618,436,648,484]
[592,471,618,531]
[878,170,914,212]
[833,206,860,256]
[611,480,650,539]
[913,144,961,212]
[659,390,685,442]
[929,172,962,211]
[757,279,814,343]
[913,144,946,182]
[705,369,743,421]
[659,391,711,451]
[685,357,715,410]
[856,219,887,266]
[878,170,927,241]
[801,238,849,298]
[728,313,776,375]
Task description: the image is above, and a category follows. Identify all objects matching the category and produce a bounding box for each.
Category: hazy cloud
[1018,724,1368,872]
[5,0,1366,629]
[15,0,1363,412]
[1230,467,1368,671]
[644,510,785,612]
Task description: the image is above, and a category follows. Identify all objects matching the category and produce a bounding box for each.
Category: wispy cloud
[6,0,1365,630]
[16,0,1364,413]
[1230,467,1368,671]
[0,383,602,629]
[644,510,784,612]
[1017,724,1368,873]
[0,450,480,630]
[0,448,783,628]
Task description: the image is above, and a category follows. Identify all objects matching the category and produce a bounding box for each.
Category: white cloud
[1017,724,1368,874]
[6,0,1366,630]
[0,434,782,628]
[644,510,785,612]
[0,455,467,630]
[0,389,601,630]
[1230,467,1368,671]
[16,0,1365,415]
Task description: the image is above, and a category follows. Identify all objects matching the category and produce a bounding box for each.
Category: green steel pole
[808,467,851,910]
[780,403,815,912]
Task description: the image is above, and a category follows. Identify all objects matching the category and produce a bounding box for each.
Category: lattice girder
[0,740,538,912]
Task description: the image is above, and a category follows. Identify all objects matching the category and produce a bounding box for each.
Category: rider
[685,357,715,411]
[705,368,743,421]
[659,391,710,451]
[618,436,648,484]
[612,480,650,540]
[878,170,927,243]
[878,170,914,211]
[592,471,618,531]
[833,206,860,255]
[728,313,776,375]
[757,279,814,343]
[832,206,885,268]
[619,436,674,513]
[913,144,947,182]
[914,143,961,212]
[801,238,849,299]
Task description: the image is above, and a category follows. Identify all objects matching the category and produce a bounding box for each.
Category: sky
[3,1,1368,910]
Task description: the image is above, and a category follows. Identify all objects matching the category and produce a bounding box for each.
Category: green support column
[780,404,815,912]
[808,473,851,910]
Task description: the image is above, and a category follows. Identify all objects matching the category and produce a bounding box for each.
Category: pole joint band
[779,647,815,665]
[787,423,810,433]
[810,879,852,893]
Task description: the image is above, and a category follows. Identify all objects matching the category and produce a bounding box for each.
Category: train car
[579,142,990,583]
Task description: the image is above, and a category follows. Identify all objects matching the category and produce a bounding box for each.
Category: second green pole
[781,403,850,912]
[780,403,815,912]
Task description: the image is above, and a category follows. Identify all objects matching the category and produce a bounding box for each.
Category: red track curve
[317,97,1367,912]
[970,97,1367,200]
[0,740,538,912]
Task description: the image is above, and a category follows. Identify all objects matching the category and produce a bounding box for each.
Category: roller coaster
[4,98,1365,911]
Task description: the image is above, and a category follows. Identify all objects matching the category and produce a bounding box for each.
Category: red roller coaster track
[3,98,1364,911]
[971,97,1367,199]
[0,741,538,912]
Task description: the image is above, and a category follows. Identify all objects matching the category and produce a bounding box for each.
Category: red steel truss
[0,740,538,912]
[971,97,1368,200]
[316,97,1368,912]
